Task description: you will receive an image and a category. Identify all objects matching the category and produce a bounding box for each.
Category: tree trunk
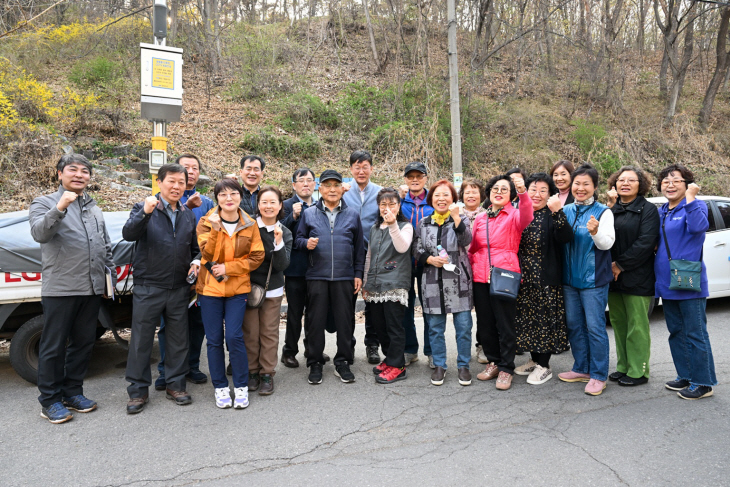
[362,0,381,71]
[659,48,668,96]
[699,8,730,128]
[638,0,646,56]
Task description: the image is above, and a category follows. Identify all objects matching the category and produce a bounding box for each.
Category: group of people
[29,150,717,424]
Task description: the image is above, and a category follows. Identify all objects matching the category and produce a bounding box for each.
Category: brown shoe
[458,367,472,386]
[258,374,274,395]
[430,366,446,386]
[165,389,192,405]
[126,396,148,414]
[281,355,299,368]
[496,371,513,391]
[248,373,260,391]
[477,362,499,381]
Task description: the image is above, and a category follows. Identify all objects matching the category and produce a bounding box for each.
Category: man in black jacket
[295,170,365,385]
[239,155,265,218]
[281,167,316,368]
[123,164,200,414]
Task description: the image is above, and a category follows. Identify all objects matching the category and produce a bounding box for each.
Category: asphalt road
[1,299,728,487]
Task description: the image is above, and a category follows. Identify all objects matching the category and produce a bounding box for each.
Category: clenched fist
[208,213,222,232]
[686,182,700,202]
[273,223,283,245]
[546,194,563,213]
[292,202,303,219]
[606,187,618,208]
[56,191,79,212]
[307,237,319,250]
[513,177,526,194]
[449,203,461,226]
[586,215,599,236]
[143,196,158,214]
[186,192,202,209]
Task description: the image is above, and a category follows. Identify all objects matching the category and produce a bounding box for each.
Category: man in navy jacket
[295,170,365,385]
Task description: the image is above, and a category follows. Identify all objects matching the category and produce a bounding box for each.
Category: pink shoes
[558,371,591,383]
[584,379,607,396]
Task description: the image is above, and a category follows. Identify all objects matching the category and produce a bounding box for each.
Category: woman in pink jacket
[469,174,534,391]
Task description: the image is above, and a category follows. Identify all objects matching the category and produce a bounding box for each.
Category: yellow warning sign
[151,58,175,90]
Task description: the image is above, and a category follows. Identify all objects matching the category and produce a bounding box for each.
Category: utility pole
[447,0,463,192]
[140,0,183,194]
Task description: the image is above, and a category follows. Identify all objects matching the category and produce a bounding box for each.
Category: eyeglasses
[295,178,314,184]
[527,188,549,195]
[617,179,639,184]
[218,192,240,200]
[491,187,510,194]
[320,182,342,189]
[405,174,426,181]
[243,167,262,173]
[661,178,686,186]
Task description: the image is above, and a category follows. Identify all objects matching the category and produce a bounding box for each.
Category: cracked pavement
[1,299,728,486]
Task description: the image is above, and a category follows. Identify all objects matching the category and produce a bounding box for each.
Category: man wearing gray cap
[295,169,366,385]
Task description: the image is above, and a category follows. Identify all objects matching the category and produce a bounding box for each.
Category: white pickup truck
[0,210,134,383]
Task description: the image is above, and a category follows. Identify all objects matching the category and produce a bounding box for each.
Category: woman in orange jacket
[196,178,265,409]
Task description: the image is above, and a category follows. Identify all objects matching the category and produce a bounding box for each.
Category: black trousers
[369,301,406,368]
[531,352,552,368]
[126,285,189,398]
[283,276,308,356]
[306,280,354,367]
[37,295,102,408]
[474,282,517,374]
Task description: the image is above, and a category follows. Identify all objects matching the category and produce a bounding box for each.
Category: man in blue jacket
[400,162,435,367]
[295,169,365,385]
[155,154,215,390]
[342,150,382,364]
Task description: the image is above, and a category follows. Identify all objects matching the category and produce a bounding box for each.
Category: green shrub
[69,56,121,88]
[239,128,321,159]
[278,92,340,132]
[570,118,625,178]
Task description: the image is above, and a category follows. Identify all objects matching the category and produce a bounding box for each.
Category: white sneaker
[233,387,249,409]
[476,345,489,364]
[526,365,553,385]
[427,355,435,369]
[404,353,419,366]
[515,359,537,376]
[215,387,232,409]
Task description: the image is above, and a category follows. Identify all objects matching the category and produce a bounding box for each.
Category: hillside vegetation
[0,1,729,210]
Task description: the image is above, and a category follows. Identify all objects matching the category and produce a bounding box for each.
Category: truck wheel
[9,315,44,384]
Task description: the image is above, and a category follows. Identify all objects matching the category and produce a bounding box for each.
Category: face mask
[443,263,461,275]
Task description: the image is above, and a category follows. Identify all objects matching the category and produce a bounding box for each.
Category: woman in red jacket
[469,174,533,391]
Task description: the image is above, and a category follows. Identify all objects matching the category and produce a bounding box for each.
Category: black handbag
[661,212,702,292]
[486,215,521,301]
[247,259,273,308]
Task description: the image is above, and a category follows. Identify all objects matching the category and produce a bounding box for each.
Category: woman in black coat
[605,166,660,386]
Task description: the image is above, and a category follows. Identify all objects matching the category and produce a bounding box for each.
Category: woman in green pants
[604,166,660,386]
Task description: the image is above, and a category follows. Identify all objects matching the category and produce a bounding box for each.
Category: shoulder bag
[661,212,702,292]
[247,258,274,308]
[486,215,521,300]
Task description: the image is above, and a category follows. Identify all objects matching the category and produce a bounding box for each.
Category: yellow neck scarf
[431,212,449,226]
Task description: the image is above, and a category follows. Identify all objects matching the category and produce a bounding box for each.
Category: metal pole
[150,0,168,195]
[447,0,463,191]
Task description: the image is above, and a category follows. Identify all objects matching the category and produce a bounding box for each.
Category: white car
[648,196,730,300]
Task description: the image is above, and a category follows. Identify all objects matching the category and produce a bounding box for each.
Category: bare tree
[699,7,730,128]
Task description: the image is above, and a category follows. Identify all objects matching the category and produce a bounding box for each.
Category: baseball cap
[403,162,428,176]
[319,169,343,183]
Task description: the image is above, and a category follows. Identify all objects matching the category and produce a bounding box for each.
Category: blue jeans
[425,310,473,369]
[403,264,431,356]
[157,303,206,376]
[663,298,717,387]
[198,294,249,389]
[564,284,610,381]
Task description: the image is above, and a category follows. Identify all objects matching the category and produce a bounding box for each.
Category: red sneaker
[372,362,387,375]
[376,365,407,384]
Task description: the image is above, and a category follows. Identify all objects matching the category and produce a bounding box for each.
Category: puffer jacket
[414,214,472,314]
[468,191,534,283]
[562,201,613,290]
[196,208,265,297]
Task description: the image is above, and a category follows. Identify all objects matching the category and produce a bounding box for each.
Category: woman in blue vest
[363,188,414,384]
[655,164,716,400]
[558,164,615,396]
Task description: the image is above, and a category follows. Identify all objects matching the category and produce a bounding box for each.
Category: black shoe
[187,369,208,384]
[126,396,148,414]
[155,375,166,391]
[248,373,260,392]
[608,371,626,382]
[165,389,192,405]
[335,363,355,383]
[678,384,714,400]
[665,377,690,391]
[281,354,299,368]
[618,375,648,386]
[366,345,380,364]
[308,364,323,385]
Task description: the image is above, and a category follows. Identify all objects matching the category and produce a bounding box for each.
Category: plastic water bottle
[437,245,450,262]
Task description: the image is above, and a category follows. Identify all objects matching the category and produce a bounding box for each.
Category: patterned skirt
[515,282,569,354]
